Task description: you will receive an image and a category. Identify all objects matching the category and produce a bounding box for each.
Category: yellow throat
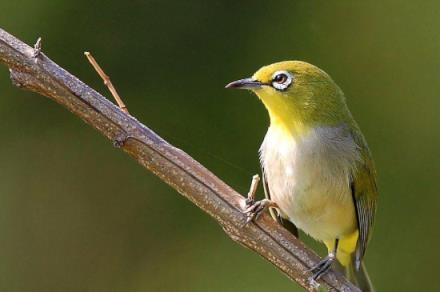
[249,61,351,137]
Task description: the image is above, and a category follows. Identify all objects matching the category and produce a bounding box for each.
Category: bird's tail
[345,260,374,292]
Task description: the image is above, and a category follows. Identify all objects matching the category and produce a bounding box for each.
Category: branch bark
[0,28,359,292]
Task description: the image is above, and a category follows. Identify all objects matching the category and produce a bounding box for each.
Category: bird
[226,61,377,291]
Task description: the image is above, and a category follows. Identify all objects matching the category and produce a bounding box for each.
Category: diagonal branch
[0,28,359,292]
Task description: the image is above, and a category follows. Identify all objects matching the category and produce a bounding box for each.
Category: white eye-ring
[271,70,293,91]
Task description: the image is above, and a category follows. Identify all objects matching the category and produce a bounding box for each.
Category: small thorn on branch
[245,174,260,208]
[84,51,129,114]
[32,37,42,58]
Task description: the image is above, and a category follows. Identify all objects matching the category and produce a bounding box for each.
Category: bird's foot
[307,253,336,282]
[244,199,277,224]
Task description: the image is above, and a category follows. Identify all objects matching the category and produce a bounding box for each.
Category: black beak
[225,78,263,89]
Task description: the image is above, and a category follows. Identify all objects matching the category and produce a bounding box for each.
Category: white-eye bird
[226,61,377,291]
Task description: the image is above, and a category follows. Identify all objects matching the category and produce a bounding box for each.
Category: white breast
[259,125,360,241]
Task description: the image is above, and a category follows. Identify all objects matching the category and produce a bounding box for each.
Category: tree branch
[0,28,359,292]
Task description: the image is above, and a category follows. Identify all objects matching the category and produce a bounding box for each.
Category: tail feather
[346,261,374,292]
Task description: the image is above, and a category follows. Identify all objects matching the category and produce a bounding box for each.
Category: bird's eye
[271,71,293,91]
[273,74,288,83]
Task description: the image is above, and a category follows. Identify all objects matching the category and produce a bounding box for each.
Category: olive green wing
[261,166,299,238]
[350,130,378,269]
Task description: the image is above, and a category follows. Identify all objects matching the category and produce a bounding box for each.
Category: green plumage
[350,125,378,269]
[227,60,378,291]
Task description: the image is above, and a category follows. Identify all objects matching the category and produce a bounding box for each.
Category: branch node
[32,37,42,58]
[112,132,130,148]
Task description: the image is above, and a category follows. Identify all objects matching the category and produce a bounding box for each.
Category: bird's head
[226,61,349,135]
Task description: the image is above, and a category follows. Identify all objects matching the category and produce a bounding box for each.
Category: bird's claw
[307,253,335,281]
[244,199,272,224]
[307,277,321,290]
[245,197,254,209]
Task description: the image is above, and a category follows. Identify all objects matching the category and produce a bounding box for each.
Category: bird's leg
[308,238,339,283]
[243,174,278,224]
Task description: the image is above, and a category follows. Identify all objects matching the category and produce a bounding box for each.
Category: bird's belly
[261,128,358,241]
[269,176,356,241]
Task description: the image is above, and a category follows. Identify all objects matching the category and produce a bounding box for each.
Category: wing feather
[350,129,378,269]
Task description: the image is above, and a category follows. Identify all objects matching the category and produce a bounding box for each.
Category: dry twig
[246,174,260,203]
[84,51,129,113]
[0,28,360,292]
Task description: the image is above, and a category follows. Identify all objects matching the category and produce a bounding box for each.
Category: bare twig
[0,28,360,292]
[244,174,261,223]
[246,174,260,204]
[84,51,129,113]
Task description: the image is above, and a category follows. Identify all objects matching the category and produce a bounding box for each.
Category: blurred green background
[1,1,439,291]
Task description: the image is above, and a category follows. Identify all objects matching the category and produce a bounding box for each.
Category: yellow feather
[324,230,358,267]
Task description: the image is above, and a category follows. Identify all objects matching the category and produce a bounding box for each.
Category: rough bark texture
[0,28,360,292]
